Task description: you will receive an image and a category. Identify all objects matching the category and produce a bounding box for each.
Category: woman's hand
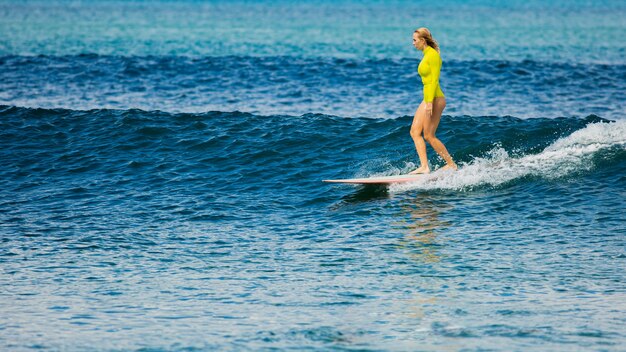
[425,102,433,118]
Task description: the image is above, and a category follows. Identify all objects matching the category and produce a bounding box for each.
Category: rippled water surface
[2,107,625,350]
[1,0,625,351]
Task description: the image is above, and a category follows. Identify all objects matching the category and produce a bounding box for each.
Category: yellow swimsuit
[418,45,445,102]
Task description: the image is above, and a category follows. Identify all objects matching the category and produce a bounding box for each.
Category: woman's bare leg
[423,97,457,170]
[409,102,430,174]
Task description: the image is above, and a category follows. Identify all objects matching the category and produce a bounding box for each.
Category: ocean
[1,0,625,351]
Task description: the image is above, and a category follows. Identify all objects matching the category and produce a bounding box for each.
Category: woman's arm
[423,51,442,117]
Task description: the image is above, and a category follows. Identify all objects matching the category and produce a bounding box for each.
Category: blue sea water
[1,0,625,351]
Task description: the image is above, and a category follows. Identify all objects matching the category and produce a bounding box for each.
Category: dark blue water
[2,55,626,119]
[1,0,626,351]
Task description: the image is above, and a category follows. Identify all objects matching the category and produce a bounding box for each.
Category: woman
[409,28,457,174]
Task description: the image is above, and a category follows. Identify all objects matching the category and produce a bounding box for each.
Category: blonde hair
[414,27,440,53]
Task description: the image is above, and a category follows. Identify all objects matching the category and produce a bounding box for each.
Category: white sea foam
[389,121,626,193]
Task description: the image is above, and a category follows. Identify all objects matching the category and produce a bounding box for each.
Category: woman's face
[413,33,425,50]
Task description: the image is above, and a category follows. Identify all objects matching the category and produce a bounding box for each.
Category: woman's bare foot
[439,163,458,171]
[409,165,430,174]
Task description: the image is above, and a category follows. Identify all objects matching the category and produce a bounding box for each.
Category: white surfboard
[323,173,429,185]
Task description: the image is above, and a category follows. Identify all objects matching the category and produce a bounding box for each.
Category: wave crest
[390,121,626,192]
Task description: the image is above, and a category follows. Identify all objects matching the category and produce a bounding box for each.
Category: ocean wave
[1,105,621,195]
[1,55,625,119]
[389,120,626,192]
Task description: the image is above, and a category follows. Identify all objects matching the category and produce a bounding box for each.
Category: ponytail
[414,27,440,53]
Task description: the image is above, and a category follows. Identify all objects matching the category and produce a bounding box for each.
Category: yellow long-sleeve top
[418,45,444,103]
